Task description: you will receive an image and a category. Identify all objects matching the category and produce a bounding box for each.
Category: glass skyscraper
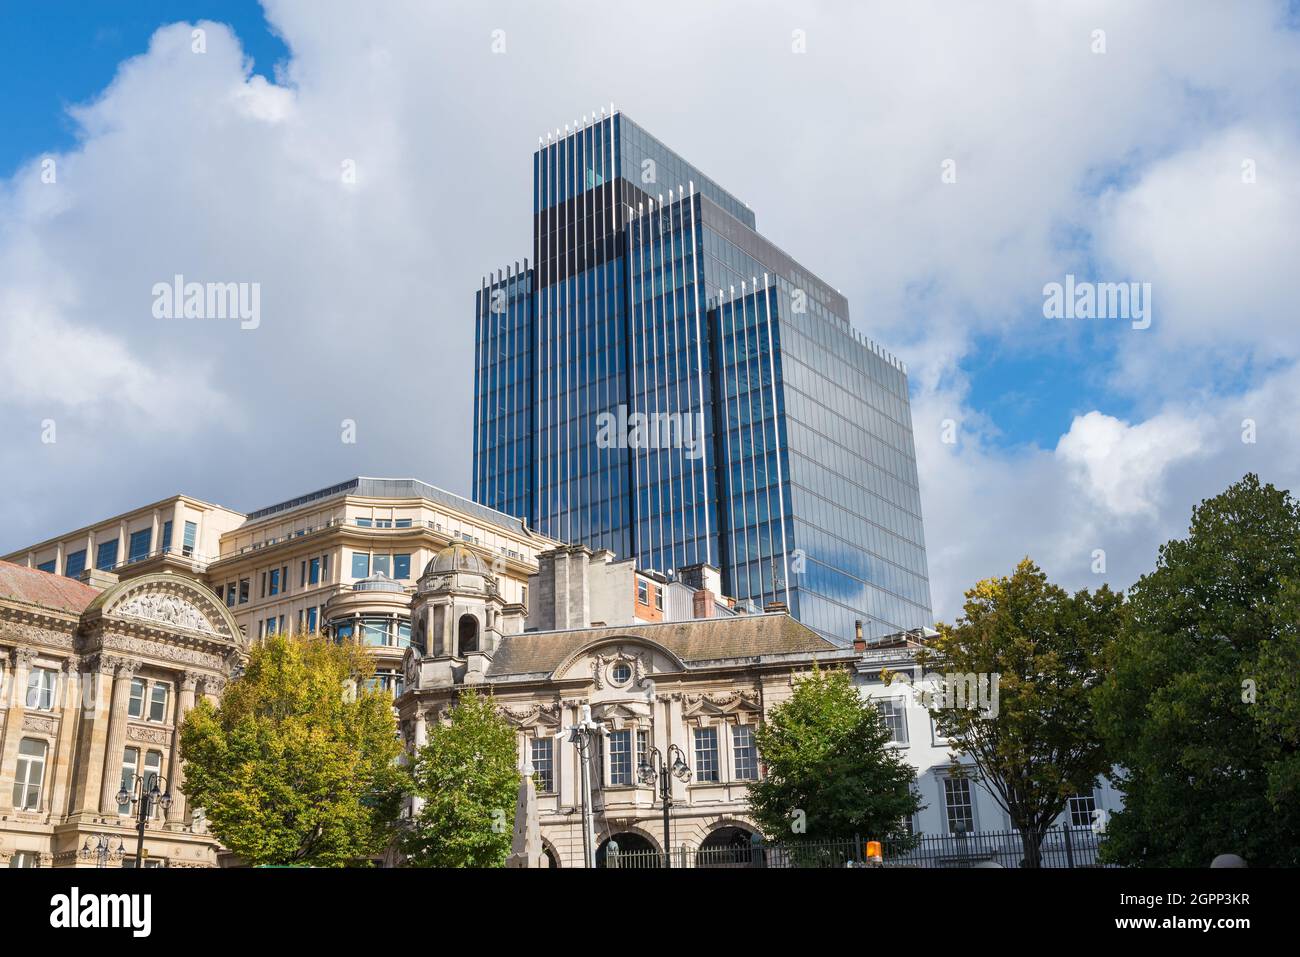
[473,110,931,643]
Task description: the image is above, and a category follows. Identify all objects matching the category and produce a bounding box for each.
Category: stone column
[200,675,225,707]
[47,658,82,818]
[0,647,35,812]
[166,672,200,825]
[413,708,428,749]
[99,658,138,814]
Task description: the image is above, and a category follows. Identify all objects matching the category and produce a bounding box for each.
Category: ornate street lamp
[79,833,125,868]
[117,772,172,868]
[637,743,691,867]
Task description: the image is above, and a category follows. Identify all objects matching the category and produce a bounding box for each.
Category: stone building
[0,561,243,868]
[397,544,857,867]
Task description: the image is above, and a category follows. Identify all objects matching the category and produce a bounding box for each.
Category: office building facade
[474,110,932,643]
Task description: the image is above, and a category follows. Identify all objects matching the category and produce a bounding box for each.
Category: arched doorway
[596,831,660,868]
[698,825,762,868]
[541,844,560,868]
[458,614,479,654]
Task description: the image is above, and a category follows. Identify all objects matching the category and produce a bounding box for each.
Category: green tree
[1094,473,1300,866]
[402,690,520,867]
[917,559,1122,867]
[179,633,406,867]
[750,667,920,847]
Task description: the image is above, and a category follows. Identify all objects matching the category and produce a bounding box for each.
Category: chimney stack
[853,619,866,653]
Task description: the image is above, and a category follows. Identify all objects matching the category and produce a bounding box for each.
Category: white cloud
[0,1,1296,634]
[1056,411,1207,518]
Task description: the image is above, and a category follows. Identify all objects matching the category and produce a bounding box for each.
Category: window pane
[149,683,168,722]
[351,552,370,578]
[609,730,632,785]
[128,529,151,563]
[694,727,719,782]
[128,678,146,718]
[531,738,554,793]
[732,725,757,780]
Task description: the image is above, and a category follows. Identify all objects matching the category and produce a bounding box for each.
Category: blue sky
[0,1,287,176]
[1,1,1297,623]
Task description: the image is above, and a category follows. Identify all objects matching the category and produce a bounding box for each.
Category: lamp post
[79,833,125,868]
[116,772,172,868]
[638,743,691,867]
[563,704,604,869]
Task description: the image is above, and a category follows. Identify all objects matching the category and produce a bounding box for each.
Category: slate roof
[0,560,100,614]
[489,613,840,678]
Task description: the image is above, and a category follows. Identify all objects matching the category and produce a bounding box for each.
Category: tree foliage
[401,690,520,868]
[179,633,406,867]
[749,667,920,845]
[1094,473,1300,866]
[918,559,1122,867]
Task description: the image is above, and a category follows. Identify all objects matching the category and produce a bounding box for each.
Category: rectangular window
[9,851,38,868]
[265,617,278,636]
[875,698,909,744]
[36,560,56,574]
[25,668,57,710]
[95,540,118,571]
[355,518,373,528]
[182,521,197,558]
[732,725,758,780]
[637,580,648,604]
[654,587,663,611]
[1068,793,1098,828]
[260,572,267,598]
[306,606,318,633]
[127,677,146,719]
[322,554,330,578]
[393,554,411,580]
[128,529,151,563]
[225,582,236,608]
[161,521,173,552]
[269,567,281,596]
[351,551,370,578]
[375,520,392,528]
[119,747,139,814]
[64,550,86,579]
[148,682,169,722]
[608,730,632,786]
[309,557,321,585]
[300,561,307,588]
[944,776,975,834]
[694,727,719,782]
[637,729,648,768]
[531,737,554,793]
[359,618,389,646]
[143,750,164,817]
[372,554,391,578]
[238,578,250,604]
[395,519,412,528]
[12,739,48,811]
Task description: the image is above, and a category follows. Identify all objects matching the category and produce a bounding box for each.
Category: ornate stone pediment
[499,702,562,730]
[591,700,650,728]
[86,573,246,651]
[682,690,761,719]
[116,592,215,634]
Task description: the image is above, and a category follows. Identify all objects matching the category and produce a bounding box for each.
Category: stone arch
[698,822,763,868]
[540,838,561,869]
[83,572,246,650]
[458,613,479,655]
[595,827,662,868]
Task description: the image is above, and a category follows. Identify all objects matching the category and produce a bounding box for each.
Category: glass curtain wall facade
[472,110,932,643]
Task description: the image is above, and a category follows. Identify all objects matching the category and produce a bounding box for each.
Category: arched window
[458,614,479,654]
